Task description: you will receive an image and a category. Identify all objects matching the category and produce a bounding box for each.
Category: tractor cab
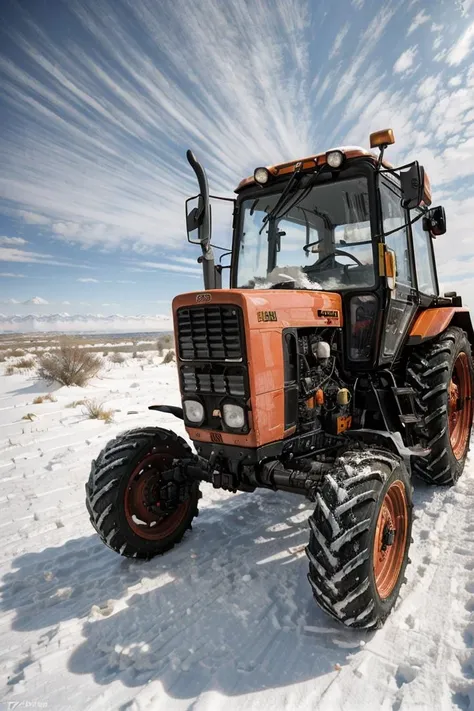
[186,130,448,371]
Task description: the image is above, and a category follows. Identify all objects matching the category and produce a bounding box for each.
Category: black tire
[306,448,413,629]
[406,327,473,485]
[85,427,200,559]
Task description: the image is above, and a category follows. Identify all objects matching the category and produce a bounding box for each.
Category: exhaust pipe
[186,149,217,290]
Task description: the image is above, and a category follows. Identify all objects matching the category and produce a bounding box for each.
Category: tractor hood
[172,289,343,329]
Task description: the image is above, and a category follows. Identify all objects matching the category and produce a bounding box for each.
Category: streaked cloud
[0,246,93,269]
[0,236,28,247]
[23,296,49,305]
[408,11,430,35]
[393,47,418,73]
[448,21,474,65]
[0,272,25,278]
[77,277,99,283]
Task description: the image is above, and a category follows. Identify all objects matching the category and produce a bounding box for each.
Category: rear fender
[407,307,474,345]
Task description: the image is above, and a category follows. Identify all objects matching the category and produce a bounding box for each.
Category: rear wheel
[306,448,413,629]
[406,327,473,485]
[86,427,200,559]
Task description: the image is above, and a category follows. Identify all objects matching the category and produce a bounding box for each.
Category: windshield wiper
[275,166,325,223]
[258,163,302,235]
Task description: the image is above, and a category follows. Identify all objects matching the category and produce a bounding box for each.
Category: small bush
[82,399,113,423]
[5,357,35,374]
[162,349,175,364]
[109,352,125,364]
[157,334,173,356]
[66,399,87,409]
[11,348,26,357]
[33,393,57,404]
[37,344,102,386]
[0,351,10,362]
[16,357,36,369]
[22,413,36,421]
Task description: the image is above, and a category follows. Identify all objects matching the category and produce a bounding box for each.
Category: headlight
[254,167,270,185]
[183,400,205,424]
[222,403,246,429]
[326,150,344,169]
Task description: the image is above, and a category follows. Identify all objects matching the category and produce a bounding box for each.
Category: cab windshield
[236,176,375,290]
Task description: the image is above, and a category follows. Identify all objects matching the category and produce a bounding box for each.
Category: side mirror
[422,206,446,236]
[400,161,425,210]
[185,196,212,245]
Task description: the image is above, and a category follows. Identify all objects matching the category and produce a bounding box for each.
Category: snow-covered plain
[0,356,473,711]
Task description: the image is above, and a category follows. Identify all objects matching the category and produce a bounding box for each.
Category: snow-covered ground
[0,356,473,711]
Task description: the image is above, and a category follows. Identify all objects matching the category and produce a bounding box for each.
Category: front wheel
[306,448,413,629]
[85,427,200,559]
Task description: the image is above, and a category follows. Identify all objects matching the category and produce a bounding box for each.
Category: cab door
[379,175,418,362]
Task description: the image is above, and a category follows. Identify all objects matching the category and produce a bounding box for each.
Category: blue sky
[1,0,474,329]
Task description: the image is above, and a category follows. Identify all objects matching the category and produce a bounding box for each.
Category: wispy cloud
[393,47,418,73]
[137,261,202,275]
[0,236,28,247]
[0,246,93,269]
[23,296,48,305]
[408,11,430,35]
[77,277,99,283]
[0,272,25,277]
[448,21,474,65]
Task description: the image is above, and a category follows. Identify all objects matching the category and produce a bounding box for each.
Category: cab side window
[380,178,412,287]
[412,212,438,295]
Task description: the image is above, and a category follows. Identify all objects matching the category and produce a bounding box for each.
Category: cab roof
[235,146,389,193]
[235,145,432,206]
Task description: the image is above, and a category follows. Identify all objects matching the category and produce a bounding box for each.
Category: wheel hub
[124,452,190,541]
[448,352,472,461]
[373,481,408,599]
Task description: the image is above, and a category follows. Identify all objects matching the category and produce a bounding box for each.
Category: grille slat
[177,305,243,361]
[181,365,246,397]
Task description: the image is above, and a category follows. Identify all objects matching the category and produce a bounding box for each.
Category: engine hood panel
[172,289,343,329]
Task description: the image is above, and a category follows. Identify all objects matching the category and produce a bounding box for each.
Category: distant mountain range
[0,313,173,333]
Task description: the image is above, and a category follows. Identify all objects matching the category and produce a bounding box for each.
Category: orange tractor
[86,129,473,628]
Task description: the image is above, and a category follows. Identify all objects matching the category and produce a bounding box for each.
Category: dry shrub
[157,334,173,356]
[5,358,35,374]
[22,413,36,421]
[15,357,35,369]
[82,399,113,423]
[11,348,26,357]
[33,393,57,404]
[109,352,126,364]
[37,343,102,386]
[162,349,175,364]
[66,399,87,408]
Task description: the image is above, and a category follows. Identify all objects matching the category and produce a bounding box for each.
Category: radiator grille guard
[177,305,242,361]
[176,305,249,429]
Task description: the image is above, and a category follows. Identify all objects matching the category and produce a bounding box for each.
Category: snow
[0,357,474,710]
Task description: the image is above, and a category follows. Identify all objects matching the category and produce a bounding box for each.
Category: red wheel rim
[373,481,408,599]
[124,453,190,541]
[449,352,472,461]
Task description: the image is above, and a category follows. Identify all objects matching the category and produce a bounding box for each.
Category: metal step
[399,413,422,425]
[392,387,416,397]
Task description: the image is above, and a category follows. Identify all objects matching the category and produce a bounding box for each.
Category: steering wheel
[306,249,364,270]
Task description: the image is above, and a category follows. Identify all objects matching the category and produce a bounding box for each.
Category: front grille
[177,305,242,361]
[181,365,247,397]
